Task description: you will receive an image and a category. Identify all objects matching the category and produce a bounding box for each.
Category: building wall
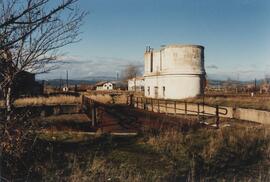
[144,44,205,99]
[96,82,114,91]
[145,75,203,99]
[128,78,145,91]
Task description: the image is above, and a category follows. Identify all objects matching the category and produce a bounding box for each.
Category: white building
[144,44,206,99]
[62,86,69,92]
[128,77,145,92]
[96,81,114,91]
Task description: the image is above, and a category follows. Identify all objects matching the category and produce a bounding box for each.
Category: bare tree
[0,0,86,179]
[0,0,86,120]
[121,64,142,81]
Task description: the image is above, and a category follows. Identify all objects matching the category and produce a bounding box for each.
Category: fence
[82,95,98,127]
[127,95,228,128]
[82,95,229,128]
[83,94,270,126]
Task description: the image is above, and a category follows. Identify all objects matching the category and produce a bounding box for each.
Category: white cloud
[206,64,218,69]
[37,55,143,79]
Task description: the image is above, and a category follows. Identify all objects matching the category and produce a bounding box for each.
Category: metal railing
[82,95,228,129]
[128,96,228,128]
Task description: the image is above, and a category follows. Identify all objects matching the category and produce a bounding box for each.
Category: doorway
[154,86,158,98]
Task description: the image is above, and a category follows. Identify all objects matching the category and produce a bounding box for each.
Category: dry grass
[85,92,128,104]
[0,95,81,107]
[185,96,270,111]
[145,126,270,180]
[4,122,270,181]
[35,126,270,181]
[68,157,148,182]
[36,114,89,124]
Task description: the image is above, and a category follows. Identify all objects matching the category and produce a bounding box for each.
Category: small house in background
[63,86,69,92]
[95,81,114,91]
[128,77,145,92]
[95,81,127,91]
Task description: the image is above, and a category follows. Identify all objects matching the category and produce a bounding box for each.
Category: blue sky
[39,0,270,81]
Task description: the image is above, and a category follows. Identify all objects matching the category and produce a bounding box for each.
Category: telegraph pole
[254,78,257,93]
[66,70,69,89]
[116,72,119,81]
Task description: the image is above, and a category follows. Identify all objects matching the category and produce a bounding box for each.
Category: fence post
[216,105,219,129]
[129,94,133,106]
[185,101,187,116]
[81,95,85,111]
[151,98,154,112]
[82,95,85,104]
[197,103,200,121]
[143,98,147,110]
[165,100,167,114]
[174,101,177,115]
[91,102,96,127]
[126,94,129,105]
[157,99,160,113]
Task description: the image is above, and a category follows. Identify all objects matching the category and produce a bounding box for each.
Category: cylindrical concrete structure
[144,44,205,100]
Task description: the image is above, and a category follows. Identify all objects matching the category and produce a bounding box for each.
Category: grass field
[6,112,269,181]
[7,124,269,181]
[2,93,270,181]
[185,95,270,111]
[0,95,81,107]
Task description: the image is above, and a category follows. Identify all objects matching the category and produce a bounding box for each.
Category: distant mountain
[78,76,116,81]
[207,73,266,83]
[37,76,117,87]
[207,78,265,86]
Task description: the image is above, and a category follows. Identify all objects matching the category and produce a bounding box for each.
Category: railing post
[174,101,177,115]
[126,94,129,105]
[157,99,160,113]
[165,100,167,114]
[129,94,133,106]
[216,105,220,129]
[151,98,154,112]
[81,95,85,111]
[197,103,200,121]
[82,95,84,104]
[185,101,187,116]
[143,98,147,110]
[91,102,96,127]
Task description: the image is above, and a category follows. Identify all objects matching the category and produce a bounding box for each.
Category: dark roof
[95,81,111,86]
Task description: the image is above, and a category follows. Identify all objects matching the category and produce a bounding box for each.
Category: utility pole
[116,72,119,81]
[66,70,69,89]
[254,78,257,93]
[59,75,62,90]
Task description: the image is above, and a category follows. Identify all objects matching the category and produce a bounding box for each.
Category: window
[147,87,150,95]
[163,86,165,97]
[154,86,158,98]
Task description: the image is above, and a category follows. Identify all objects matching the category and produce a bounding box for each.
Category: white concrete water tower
[144,44,206,100]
